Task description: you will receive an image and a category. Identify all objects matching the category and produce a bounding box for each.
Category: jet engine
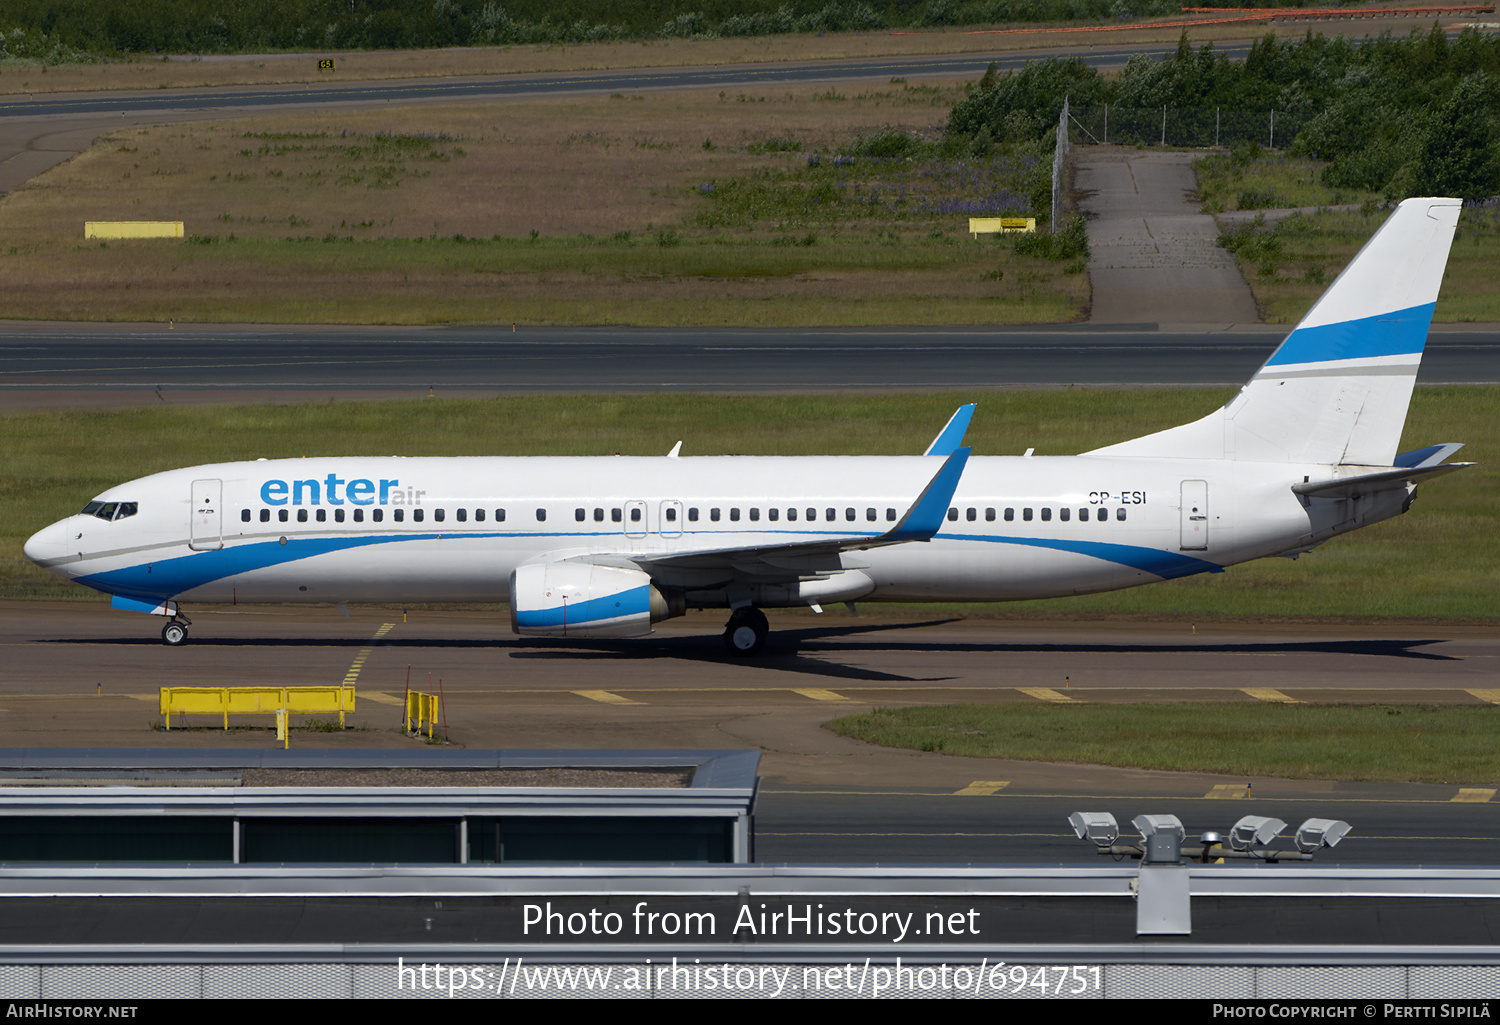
[510,561,681,638]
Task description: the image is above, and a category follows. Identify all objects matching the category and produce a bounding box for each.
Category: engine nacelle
[510,561,680,638]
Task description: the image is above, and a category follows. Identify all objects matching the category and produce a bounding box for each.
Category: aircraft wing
[630,446,971,578]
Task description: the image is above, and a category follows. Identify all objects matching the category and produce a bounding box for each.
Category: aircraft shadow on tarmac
[43,621,1460,687]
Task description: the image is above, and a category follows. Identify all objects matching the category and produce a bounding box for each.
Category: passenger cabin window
[575,508,585,522]
[1060,507,1071,522]
[947,508,958,522]
[888,508,897,521]
[1116,507,1127,521]
[354,509,364,523]
[298,509,309,523]
[787,508,797,522]
[749,508,759,522]
[373,509,384,523]
[474,509,483,522]
[667,507,678,522]
[241,509,251,523]
[825,508,835,522]
[845,508,856,522]
[593,509,604,522]
[711,508,721,522]
[767,508,777,522]
[729,508,740,522]
[316,509,326,523]
[336,509,346,523]
[413,509,425,523]
[867,508,877,522]
[496,509,505,522]
[630,508,641,523]
[966,508,976,522]
[279,510,289,522]
[1041,508,1051,522]
[985,508,995,522]
[457,509,467,522]
[612,508,622,523]
[260,509,270,523]
[431,509,441,523]
[688,508,699,522]
[395,509,405,522]
[806,508,817,522]
[1004,508,1014,522]
[1023,508,1033,522]
[535,508,545,522]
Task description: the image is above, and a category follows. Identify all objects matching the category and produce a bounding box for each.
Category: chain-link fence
[1068,105,1312,150]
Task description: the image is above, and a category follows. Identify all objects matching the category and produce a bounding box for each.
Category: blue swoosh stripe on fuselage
[937,532,1222,579]
[513,585,652,629]
[1264,302,1434,367]
[79,528,1221,601]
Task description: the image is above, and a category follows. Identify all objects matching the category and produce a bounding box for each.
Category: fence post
[1104,104,1108,145]
[1270,109,1275,149]
[1216,107,1220,147]
[1161,105,1167,147]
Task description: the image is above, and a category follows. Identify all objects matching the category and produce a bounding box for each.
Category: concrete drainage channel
[0,749,1497,999]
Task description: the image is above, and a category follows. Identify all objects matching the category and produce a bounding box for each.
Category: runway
[4,601,1498,865]
[0,324,1496,408]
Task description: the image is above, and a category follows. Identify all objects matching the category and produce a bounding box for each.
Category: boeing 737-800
[24,198,1471,655]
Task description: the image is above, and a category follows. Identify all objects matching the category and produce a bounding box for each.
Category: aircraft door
[623,500,648,539]
[660,500,683,538]
[1180,480,1208,551]
[190,478,224,551]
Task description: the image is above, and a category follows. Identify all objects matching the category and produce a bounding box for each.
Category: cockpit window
[80,501,137,522]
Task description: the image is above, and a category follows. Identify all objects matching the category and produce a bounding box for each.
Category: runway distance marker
[1452,788,1496,803]
[792,688,851,701]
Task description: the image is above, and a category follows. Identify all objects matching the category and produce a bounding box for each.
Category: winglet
[924,404,976,456]
[884,447,970,542]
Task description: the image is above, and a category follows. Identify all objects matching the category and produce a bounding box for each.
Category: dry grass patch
[0,83,1086,324]
[0,18,1459,95]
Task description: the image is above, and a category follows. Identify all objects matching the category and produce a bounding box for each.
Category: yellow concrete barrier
[159,686,355,730]
[85,221,185,239]
[969,216,1036,237]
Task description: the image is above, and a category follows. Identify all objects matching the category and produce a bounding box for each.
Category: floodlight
[1068,811,1119,847]
[1295,818,1352,853]
[1229,815,1287,852]
[1131,814,1184,844]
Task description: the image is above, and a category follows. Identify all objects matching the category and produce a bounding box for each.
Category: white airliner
[25,198,1470,655]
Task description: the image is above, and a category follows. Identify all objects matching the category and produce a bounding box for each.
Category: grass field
[825,703,1500,783]
[4,388,1493,618]
[0,18,1443,95]
[1198,155,1500,324]
[0,85,1087,325]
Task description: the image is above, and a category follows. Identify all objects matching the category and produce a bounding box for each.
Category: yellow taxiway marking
[341,623,395,688]
[359,691,404,707]
[1452,788,1496,803]
[1018,687,1079,703]
[572,690,644,705]
[792,688,850,701]
[1466,689,1500,704]
[1206,784,1252,799]
[953,781,1010,796]
[1242,688,1300,703]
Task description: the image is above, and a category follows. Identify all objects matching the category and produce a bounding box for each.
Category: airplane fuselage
[25,453,1406,610]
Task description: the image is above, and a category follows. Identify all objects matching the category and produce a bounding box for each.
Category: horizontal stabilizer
[1293,461,1471,500]
[1394,443,1465,469]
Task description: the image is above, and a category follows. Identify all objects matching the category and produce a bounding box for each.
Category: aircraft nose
[23,521,69,568]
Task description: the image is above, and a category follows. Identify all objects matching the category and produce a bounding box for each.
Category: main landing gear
[722,606,768,657]
[161,613,192,646]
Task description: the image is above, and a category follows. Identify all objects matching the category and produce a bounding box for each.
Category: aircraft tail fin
[1087,197,1462,466]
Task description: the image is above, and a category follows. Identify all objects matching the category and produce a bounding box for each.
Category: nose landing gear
[722,606,768,657]
[160,612,192,646]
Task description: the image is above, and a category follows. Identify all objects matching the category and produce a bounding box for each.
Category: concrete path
[1076,147,1261,328]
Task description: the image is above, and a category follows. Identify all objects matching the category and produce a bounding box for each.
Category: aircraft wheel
[161,621,188,646]
[722,607,768,657]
